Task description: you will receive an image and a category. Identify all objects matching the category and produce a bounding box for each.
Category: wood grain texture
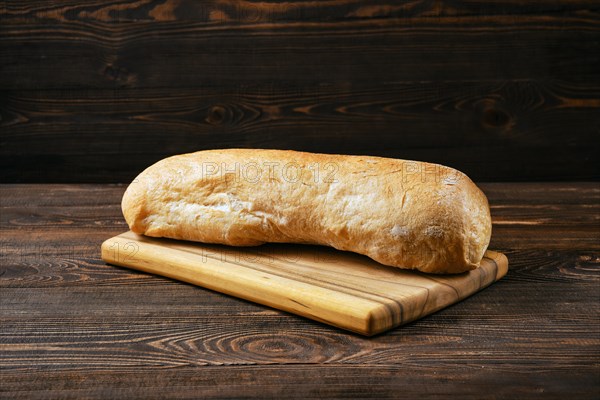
[1,366,599,400]
[100,231,508,335]
[0,183,599,398]
[2,23,598,89]
[2,80,599,182]
[1,1,599,89]
[1,0,599,182]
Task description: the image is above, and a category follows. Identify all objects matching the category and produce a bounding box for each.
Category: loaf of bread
[122,149,492,274]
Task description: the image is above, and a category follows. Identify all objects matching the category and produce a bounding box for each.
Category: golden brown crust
[122,149,492,274]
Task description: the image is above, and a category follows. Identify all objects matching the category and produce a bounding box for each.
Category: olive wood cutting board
[101,231,508,336]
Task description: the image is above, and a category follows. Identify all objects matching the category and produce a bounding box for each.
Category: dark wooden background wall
[1,0,599,183]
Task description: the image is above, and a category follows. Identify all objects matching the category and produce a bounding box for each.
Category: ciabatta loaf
[122,149,492,274]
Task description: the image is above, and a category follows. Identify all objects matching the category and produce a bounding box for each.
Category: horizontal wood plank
[2,80,599,182]
[1,365,598,400]
[2,24,598,90]
[3,0,600,24]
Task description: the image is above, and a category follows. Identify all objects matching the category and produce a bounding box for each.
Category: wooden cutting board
[101,231,508,336]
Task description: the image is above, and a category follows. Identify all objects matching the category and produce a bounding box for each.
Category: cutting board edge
[101,236,381,336]
[484,250,509,281]
[101,232,507,336]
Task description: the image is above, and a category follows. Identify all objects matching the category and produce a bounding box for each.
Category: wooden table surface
[1,183,599,399]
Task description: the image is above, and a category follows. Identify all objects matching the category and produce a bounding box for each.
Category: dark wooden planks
[3,0,600,24]
[2,0,599,182]
[0,183,599,398]
[0,264,597,367]
[1,365,597,400]
[2,80,599,182]
[481,182,600,250]
[2,29,598,90]
[2,17,599,89]
[2,247,598,357]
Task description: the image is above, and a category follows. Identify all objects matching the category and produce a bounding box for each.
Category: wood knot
[225,333,324,362]
[103,64,135,86]
[0,108,27,127]
[206,105,227,125]
[483,108,511,128]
